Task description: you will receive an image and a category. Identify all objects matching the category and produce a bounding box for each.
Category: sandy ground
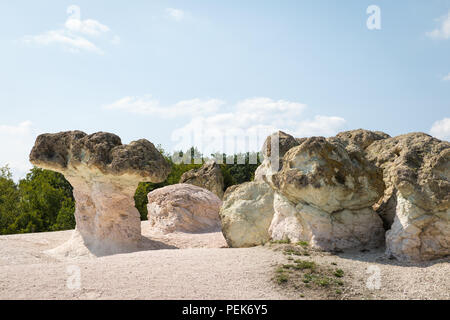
[0,221,448,300]
[269,244,450,300]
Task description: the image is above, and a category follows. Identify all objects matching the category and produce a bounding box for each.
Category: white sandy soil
[0,221,448,300]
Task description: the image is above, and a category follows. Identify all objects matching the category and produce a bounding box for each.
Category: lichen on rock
[267,136,385,212]
[266,135,386,251]
[255,131,300,183]
[219,181,275,248]
[333,129,391,151]
[29,131,171,257]
[366,132,450,261]
[179,161,225,199]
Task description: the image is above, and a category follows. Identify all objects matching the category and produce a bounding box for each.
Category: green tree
[134,181,166,220]
[54,199,76,230]
[0,166,20,234]
[226,152,261,184]
[219,152,262,190]
[8,167,76,234]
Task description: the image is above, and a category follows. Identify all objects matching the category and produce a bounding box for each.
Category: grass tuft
[293,260,316,270]
[333,269,344,278]
[296,241,309,247]
[275,273,289,284]
[271,238,291,244]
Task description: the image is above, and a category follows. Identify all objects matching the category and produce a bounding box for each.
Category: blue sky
[0,0,449,178]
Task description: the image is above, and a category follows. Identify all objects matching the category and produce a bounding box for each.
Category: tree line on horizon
[0,147,262,235]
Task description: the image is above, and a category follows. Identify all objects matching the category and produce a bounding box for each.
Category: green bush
[0,166,20,234]
[0,166,75,235]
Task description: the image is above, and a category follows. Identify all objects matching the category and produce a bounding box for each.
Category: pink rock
[147,184,222,233]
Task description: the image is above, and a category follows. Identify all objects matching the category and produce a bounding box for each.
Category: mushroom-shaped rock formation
[29,131,171,257]
[179,161,225,199]
[366,133,450,261]
[147,184,222,233]
[219,181,275,247]
[266,136,386,251]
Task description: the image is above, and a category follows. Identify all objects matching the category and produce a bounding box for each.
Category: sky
[0,0,449,179]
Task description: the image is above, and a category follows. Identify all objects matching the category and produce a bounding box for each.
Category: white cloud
[104,95,225,117]
[293,115,347,137]
[65,18,110,36]
[443,73,450,81]
[23,30,104,54]
[105,95,346,154]
[170,98,345,154]
[234,98,306,128]
[166,8,185,21]
[427,11,450,39]
[430,117,450,141]
[0,121,36,180]
[22,5,118,54]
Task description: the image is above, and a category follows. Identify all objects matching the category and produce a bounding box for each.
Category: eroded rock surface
[30,131,170,257]
[179,161,225,199]
[334,129,391,151]
[255,131,299,182]
[269,193,385,250]
[328,129,394,228]
[219,181,275,247]
[266,136,385,251]
[366,133,450,261]
[268,137,385,212]
[244,129,449,260]
[147,184,222,233]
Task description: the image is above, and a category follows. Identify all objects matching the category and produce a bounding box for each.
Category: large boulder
[334,129,391,150]
[219,181,275,247]
[267,136,385,251]
[269,193,385,250]
[366,133,450,261]
[179,161,225,199]
[268,137,385,212]
[29,131,170,256]
[255,131,300,182]
[147,184,222,233]
[261,130,300,160]
[332,129,394,228]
